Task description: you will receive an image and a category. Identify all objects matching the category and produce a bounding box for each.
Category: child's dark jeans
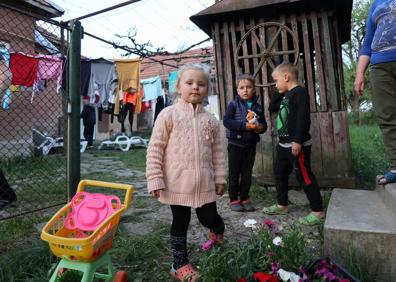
[228,143,256,202]
[274,144,323,212]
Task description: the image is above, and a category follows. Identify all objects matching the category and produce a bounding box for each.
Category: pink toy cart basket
[41,180,134,262]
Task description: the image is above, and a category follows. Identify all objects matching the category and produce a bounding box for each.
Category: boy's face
[272,70,289,94]
[83,99,89,105]
[237,79,255,101]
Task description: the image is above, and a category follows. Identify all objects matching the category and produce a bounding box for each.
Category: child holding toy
[263,62,325,225]
[146,63,226,281]
[223,74,267,212]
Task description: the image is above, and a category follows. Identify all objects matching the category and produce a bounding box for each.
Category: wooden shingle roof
[191,0,352,43]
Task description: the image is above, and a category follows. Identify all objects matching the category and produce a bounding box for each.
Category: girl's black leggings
[170,202,224,237]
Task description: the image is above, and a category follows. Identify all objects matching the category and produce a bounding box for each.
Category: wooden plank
[259,16,274,182]
[280,15,289,62]
[239,18,250,74]
[311,11,327,111]
[334,17,346,111]
[222,21,234,107]
[321,10,338,111]
[290,13,303,83]
[249,18,261,96]
[310,112,323,176]
[319,112,337,177]
[301,12,317,112]
[248,17,265,177]
[332,111,353,176]
[213,23,226,116]
[230,20,238,103]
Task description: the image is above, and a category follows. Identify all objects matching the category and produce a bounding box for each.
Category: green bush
[349,124,388,188]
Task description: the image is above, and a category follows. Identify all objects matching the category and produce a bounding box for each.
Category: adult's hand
[354,55,370,96]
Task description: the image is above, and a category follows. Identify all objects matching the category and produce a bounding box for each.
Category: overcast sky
[50,0,215,59]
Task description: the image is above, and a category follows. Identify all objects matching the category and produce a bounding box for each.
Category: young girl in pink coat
[146,63,226,281]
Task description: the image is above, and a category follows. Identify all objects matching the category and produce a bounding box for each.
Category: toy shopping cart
[41,180,134,282]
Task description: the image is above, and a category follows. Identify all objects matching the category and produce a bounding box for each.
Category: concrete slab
[376,180,396,216]
[324,189,396,281]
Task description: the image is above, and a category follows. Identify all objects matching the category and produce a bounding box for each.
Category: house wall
[0,6,63,157]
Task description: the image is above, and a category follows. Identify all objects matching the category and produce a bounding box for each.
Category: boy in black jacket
[263,62,325,225]
[80,97,96,147]
[223,74,267,212]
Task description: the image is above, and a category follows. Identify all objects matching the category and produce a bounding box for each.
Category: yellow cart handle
[76,179,134,208]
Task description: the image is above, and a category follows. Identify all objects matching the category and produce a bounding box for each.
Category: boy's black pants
[228,143,256,202]
[83,123,95,146]
[274,145,323,211]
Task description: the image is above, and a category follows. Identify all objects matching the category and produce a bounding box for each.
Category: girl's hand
[215,184,225,196]
[150,189,163,198]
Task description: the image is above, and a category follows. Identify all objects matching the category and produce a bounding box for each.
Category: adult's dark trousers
[228,143,256,202]
[370,62,396,170]
[83,123,95,146]
[274,145,323,211]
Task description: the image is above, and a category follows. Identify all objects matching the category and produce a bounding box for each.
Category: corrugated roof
[2,0,65,18]
[140,47,214,81]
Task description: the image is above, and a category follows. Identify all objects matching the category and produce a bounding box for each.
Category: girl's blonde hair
[176,63,211,88]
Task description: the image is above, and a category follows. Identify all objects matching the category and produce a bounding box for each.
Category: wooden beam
[301,12,317,112]
[311,11,327,111]
[213,23,226,116]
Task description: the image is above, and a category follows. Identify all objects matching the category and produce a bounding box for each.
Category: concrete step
[376,176,396,216]
[324,188,396,281]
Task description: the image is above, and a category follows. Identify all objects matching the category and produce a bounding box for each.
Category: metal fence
[0,3,68,220]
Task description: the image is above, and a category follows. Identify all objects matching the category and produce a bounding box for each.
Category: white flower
[272,236,283,246]
[243,219,257,228]
[277,269,300,282]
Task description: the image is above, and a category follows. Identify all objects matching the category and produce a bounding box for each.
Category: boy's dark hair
[236,74,255,86]
[273,62,299,81]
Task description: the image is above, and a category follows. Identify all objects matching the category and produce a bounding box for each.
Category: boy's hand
[215,184,225,196]
[254,124,264,133]
[150,189,164,198]
[246,123,256,130]
[291,142,302,156]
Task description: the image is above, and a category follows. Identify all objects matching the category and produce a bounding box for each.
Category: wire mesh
[0,4,68,220]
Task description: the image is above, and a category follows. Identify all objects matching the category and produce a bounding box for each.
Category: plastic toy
[41,180,134,282]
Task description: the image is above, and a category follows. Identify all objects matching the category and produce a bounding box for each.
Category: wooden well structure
[191,0,355,188]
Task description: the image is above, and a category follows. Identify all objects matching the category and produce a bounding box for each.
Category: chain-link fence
[0,3,68,220]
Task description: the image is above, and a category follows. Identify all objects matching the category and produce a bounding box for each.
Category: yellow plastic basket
[41,180,134,262]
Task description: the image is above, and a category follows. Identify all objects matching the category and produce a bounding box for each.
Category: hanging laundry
[10,53,39,87]
[114,59,140,93]
[168,70,178,94]
[0,45,12,109]
[60,58,91,97]
[123,91,137,105]
[80,59,92,97]
[140,100,151,113]
[141,76,162,102]
[88,58,118,107]
[134,84,144,114]
[31,54,63,103]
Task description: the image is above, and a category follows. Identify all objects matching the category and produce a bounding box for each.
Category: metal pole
[67,20,82,199]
